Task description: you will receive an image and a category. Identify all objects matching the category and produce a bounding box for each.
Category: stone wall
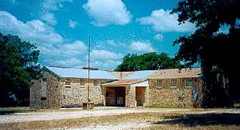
[30,72,61,109]
[30,79,42,108]
[60,78,109,107]
[126,86,136,107]
[30,70,202,109]
[146,78,201,108]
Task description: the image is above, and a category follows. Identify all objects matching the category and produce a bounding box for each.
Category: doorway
[136,87,145,106]
[105,87,125,106]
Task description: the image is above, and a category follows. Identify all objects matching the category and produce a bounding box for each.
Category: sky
[0,0,196,70]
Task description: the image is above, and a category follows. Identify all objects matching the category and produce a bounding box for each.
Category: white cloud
[0,11,88,67]
[42,0,73,12]
[40,13,57,26]
[90,49,123,69]
[83,0,131,26]
[68,19,77,28]
[154,33,164,41]
[54,58,83,67]
[41,0,73,26]
[129,41,155,53]
[91,49,122,60]
[38,40,87,67]
[0,11,63,44]
[62,41,87,56]
[138,9,195,32]
[95,40,126,49]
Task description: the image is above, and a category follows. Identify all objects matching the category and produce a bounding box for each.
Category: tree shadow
[0,111,15,115]
[154,113,240,126]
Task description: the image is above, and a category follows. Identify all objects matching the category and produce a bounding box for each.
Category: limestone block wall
[30,80,42,108]
[126,86,137,107]
[30,72,61,109]
[146,78,201,108]
[46,74,61,108]
[60,78,107,107]
[143,86,150,107]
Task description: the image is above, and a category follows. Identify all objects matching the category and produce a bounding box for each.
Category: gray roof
[46,66,201,80]
[46,66,117,80]
[149,68,201,79]
[125,70,155,80]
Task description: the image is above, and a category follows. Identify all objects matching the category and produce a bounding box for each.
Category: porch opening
[105,87,125,106]
[136,87,145,106]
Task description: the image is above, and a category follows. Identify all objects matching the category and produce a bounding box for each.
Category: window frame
[156,80,162,89]
[93,80,99,86]
[80,79,85,86]
[65,85,71,88]
[170,79,177,88]
[185,79,193,88]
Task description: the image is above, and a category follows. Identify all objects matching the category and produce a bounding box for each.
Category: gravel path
[0,107,189,124]
[0,107,240,124]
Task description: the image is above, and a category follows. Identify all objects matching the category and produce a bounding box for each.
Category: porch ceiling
[101,80,142,87]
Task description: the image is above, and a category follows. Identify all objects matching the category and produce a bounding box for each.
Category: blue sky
[0,0,195,70]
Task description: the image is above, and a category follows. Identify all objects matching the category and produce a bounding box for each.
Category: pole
[87,36,90,102]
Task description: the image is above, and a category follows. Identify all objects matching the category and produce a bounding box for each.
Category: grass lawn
[1,110,240,130]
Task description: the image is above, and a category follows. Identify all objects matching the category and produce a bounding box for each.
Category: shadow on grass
[0,111,16,115]
[154,113,240,126]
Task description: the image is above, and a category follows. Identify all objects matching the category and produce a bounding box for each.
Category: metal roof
[46,66,117,80]
[45,66,201,80]
[124,70,156,80]
[130,80,149,87]
[149,68,201,79]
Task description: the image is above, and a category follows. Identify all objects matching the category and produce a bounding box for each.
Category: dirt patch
[59,121,151,130]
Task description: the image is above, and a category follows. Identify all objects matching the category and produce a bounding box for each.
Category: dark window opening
[41,97,47,100]
[43,78,47,82]
[65,86,71,88]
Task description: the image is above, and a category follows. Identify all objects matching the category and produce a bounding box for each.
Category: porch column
[126,86,137,107]
[143,86,150,107]
[101,86,106,106]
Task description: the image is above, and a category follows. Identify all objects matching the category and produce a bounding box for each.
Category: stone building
[102,68,202,108]
[30,67,116,108]
[30,67,202,108]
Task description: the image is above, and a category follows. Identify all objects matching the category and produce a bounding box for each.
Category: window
[42,78,47,82]
[41,84,47,97]
[65,81,71,85]
[65,86,71,88]
[185,79,193,88]
[41,97,47,100]
[170,79,177,88]
[94,80,99,86]
[156,80,162,88]
[80,79,85,86]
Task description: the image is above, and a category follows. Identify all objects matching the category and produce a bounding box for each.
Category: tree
[115,52,183,71]
[173,0,240,107]
[0,33,41,106]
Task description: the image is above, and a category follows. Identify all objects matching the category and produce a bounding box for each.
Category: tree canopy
[115,52,182,71]
[173,0,240,107]
[0,33,41,106]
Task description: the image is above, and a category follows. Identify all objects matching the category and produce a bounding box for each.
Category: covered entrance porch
[102,80,149,107]
[136,87,145,106]
[105,87,126,106]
